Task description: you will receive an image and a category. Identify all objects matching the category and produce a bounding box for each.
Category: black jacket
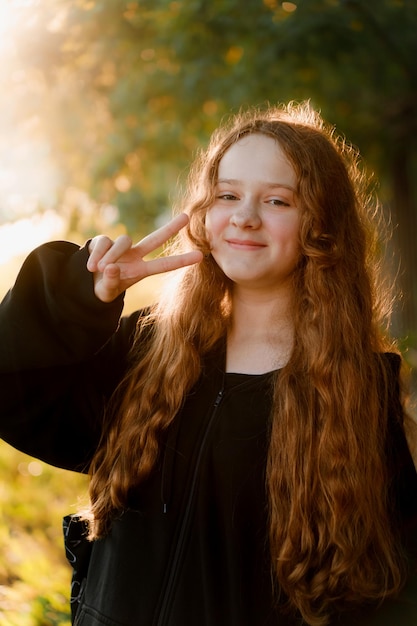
[1,241,417,626]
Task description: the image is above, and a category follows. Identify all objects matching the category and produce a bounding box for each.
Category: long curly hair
[88,102,408,625]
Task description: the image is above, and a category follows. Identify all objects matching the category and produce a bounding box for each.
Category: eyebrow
[217,178,296,192]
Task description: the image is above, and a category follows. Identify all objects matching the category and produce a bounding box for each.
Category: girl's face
[205,133,300,294]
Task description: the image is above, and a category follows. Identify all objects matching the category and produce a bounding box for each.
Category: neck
[226,285,295,374]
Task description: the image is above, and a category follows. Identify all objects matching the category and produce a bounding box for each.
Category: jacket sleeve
[384,353,417,559]
[0,241,140,472]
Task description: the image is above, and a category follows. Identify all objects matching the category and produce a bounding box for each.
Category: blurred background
[0,0,416,623]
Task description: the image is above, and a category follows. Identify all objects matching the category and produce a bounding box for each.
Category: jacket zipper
[155,388,224,626]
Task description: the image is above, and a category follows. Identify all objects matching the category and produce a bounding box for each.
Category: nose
[230,200,261,229]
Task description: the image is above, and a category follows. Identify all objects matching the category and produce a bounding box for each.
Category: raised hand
[87,213,203,302]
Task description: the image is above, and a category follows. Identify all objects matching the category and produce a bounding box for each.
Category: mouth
[226,238,267,250]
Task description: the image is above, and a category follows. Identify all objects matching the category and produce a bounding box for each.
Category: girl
[1,102,416,626]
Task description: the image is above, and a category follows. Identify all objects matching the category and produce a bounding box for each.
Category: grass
[0,443,86,625]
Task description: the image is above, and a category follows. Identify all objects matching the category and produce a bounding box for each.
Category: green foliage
[13,0,417,218]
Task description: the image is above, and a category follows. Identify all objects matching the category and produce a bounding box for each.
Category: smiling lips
[226,238,267,250]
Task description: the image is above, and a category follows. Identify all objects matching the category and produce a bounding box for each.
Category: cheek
[204,208,222,243]
[271,215,300,248]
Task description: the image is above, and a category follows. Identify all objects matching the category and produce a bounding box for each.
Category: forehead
[218,133,297,186]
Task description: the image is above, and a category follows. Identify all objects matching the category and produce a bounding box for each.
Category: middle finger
[132,213,189,258]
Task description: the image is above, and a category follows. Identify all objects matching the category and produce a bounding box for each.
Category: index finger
[133,213,189,257]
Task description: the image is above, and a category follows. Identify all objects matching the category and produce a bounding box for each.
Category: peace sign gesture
[87,213,203,303]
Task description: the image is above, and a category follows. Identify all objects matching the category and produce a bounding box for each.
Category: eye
[217,193,239,201]
[268,198,290,207]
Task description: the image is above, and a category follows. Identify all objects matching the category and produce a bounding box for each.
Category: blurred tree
[13,0,417,342]
[255,0,417,345]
